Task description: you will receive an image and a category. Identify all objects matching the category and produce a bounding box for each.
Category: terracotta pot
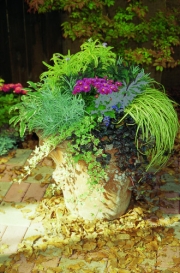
[48,141,132,220]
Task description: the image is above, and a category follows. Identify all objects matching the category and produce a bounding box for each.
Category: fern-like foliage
[9,83,85,138]
[40,39,116,86]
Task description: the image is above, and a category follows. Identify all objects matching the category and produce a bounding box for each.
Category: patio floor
[0,147,180,273]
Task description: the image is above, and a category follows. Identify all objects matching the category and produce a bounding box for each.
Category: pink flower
[115,81,122,87]
[76,80,84,86]
[82,84,91,92]
[72,86,82,94]
[72,77,122,96]
[9,83,15,89]
[2,84,10,92]
[14,87,22,94]
[21,89,27,95]
[14,83,22,88]
[98,87,111,94]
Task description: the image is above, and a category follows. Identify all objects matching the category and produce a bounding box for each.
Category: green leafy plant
[0,135,17,156]
[10,39,179,186]
[0,82,26,127]
[25,0,180,71]
[0,78,4,86]
[40,39,116,86]
[10,82,85,138]
[118,87,179,169]
[0,82,26,151]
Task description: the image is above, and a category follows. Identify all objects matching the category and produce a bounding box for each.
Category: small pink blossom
[14,87,23,94]
[2,85,10,92]
[21,89,27,95]
[14,83,22,88]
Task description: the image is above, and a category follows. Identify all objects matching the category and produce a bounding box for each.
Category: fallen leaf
[34,174,43,181]
[67,261,85,270]
[118,269,131,273]
[83,241,96,251]
[173,257,180,265]
[146,240,158,251]
[21,209,32,213]
[0,165,6,173]
[0,244,9,253]
[116,233,130,240]
[13,204,26,209]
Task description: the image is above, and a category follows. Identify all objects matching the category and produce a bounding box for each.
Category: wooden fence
[0,0,63,86]
[0,0,180,101]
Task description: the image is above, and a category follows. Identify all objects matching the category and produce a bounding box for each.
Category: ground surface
[0,130,180,273]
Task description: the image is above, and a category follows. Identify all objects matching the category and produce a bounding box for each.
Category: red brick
[3,182,30,202]
[37,257,60,272]
[0,165,16,182]
[12,254,35,273]
[157,245,180,269]
[22,183,48,202]
[159,192,180,214]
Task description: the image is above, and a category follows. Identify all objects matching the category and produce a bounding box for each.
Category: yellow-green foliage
[40,39,116,84]
[123,87,179,169]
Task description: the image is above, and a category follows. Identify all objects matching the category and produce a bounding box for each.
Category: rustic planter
[48,141,132,220]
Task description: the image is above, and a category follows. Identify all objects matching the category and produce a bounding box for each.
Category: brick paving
[0,148,180,272]
[0,149,51,270]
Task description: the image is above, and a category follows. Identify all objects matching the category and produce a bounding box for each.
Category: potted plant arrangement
[10,39,179,220]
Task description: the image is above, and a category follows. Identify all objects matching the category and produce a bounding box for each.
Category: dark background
[0,0,63,85]
[0,0,180,103]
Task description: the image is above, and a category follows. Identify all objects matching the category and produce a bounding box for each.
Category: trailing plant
[10,39,179,187]
[25,0,180,71]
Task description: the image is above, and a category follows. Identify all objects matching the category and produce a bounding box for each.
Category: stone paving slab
[161,172,180,183]
[0,182,12,200]
[0,225,7,239]
[0,202,37,227]
[0,225,27,257]
[23,166,54,184]
[24,222,45,239]
[160,181,180,193]
[6,149,32,167]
